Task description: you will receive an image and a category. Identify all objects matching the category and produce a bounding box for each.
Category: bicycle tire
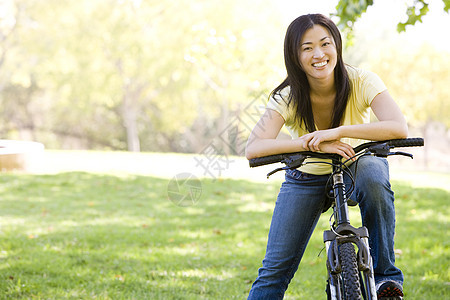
[339,242,363,300]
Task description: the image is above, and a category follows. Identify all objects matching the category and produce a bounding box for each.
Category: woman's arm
[245,109,300,160]
[245,109,355,160]
[303,90,408,151]
[339,90,408,139]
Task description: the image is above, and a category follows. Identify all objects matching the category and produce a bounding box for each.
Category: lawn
[0,171,448,299]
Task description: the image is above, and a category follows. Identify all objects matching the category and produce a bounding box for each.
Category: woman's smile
[312,60,328,68]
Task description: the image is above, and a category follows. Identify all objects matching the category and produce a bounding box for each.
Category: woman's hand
[299,128,342,151]
[317,140,356,161]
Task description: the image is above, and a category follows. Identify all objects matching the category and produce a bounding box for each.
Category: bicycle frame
[324,155,377,300]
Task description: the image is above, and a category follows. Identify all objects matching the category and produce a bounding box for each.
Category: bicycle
[248,137,424,300]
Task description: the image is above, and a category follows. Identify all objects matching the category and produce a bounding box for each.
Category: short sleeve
[357,69,387,106]
[266,87,291,122]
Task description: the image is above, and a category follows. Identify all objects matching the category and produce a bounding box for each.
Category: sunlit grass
[0,171,448,299]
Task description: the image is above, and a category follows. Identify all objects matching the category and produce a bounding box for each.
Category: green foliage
[336,0,448,33]
[333,0,374,46]
[0,168,448,298]
[0,0,283,152]
[397,0,430,32]
[334,0,374,29]
[367,44,450,127]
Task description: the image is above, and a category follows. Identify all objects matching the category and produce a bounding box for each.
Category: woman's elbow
[395,121,409,139]
[245,136,261,160]
[245,146,256,160]
[245,139,264,160]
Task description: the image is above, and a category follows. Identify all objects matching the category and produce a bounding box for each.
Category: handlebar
[249,138,424,168]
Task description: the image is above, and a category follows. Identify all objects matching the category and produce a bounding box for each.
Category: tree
[335,0,450,33]
[0,0,285,153]
[1,0,200,151]
[179,0,283,154]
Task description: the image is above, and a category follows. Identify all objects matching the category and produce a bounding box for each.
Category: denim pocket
[285,169,328,185]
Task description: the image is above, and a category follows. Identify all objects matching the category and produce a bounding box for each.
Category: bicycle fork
[325,234,377,299]
[324,172,378,299]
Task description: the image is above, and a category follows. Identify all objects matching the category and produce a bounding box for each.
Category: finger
[344,144,356,160]
[300,138,309,151]
[302,138,309,151]
[302,135,314,151]
[334,142,353,159]
[314,139,322,151]
[308,139,315,151]
[338,148,351,160]
[344,147,356,161]
[350,149,356,161]
[309,136,321,151]
[339,146,352,160]
[334,143,351,159]
[308,138,317,151]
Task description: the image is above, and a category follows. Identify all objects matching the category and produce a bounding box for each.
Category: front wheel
[339,242,362,300]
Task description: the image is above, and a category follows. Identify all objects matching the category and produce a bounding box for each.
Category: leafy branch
[335,0,450,33]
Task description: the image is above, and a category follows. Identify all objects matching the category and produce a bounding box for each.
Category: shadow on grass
[0,172,447,299]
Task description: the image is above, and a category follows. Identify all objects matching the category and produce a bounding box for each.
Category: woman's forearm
[245,138,307,160]
[338,120,408,141]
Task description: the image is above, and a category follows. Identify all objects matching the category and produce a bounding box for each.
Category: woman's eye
[322,42,330,47]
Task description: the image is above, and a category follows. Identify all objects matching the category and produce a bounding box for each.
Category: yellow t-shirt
[266,66,387,175]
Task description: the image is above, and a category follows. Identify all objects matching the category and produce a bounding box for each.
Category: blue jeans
[248,156,403,299]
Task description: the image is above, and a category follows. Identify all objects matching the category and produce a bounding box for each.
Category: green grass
[0,172,448,299]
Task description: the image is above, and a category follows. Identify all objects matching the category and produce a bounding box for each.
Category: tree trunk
[125,116,140,152]
[122,94,140,152]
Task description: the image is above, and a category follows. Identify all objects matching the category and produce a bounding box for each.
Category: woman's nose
[313,48,324,59]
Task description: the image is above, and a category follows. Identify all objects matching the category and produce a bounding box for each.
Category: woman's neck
[309,76,336,99]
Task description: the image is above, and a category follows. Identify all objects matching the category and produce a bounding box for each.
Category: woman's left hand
[301,128,341,151]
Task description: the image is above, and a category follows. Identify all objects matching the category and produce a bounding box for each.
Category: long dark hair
[270,14,350,132]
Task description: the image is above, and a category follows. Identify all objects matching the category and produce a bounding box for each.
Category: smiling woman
[245,13,408,299]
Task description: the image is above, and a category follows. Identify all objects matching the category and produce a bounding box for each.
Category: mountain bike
[248,138,424,300]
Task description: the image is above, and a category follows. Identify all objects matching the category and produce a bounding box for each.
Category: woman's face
[298,25,337,82]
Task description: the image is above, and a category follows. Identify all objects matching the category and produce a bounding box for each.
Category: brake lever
[366,145,413,159]
[387,151,414,159]
[266,154,307,179]
[266,166,289,178]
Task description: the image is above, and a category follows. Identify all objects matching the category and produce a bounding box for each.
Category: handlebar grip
[249,154,285,168]
[387,138,424,147]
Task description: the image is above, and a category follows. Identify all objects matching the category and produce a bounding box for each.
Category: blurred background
[0,0,449,173]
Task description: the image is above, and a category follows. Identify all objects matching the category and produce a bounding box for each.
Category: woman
[245,14,408,299]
